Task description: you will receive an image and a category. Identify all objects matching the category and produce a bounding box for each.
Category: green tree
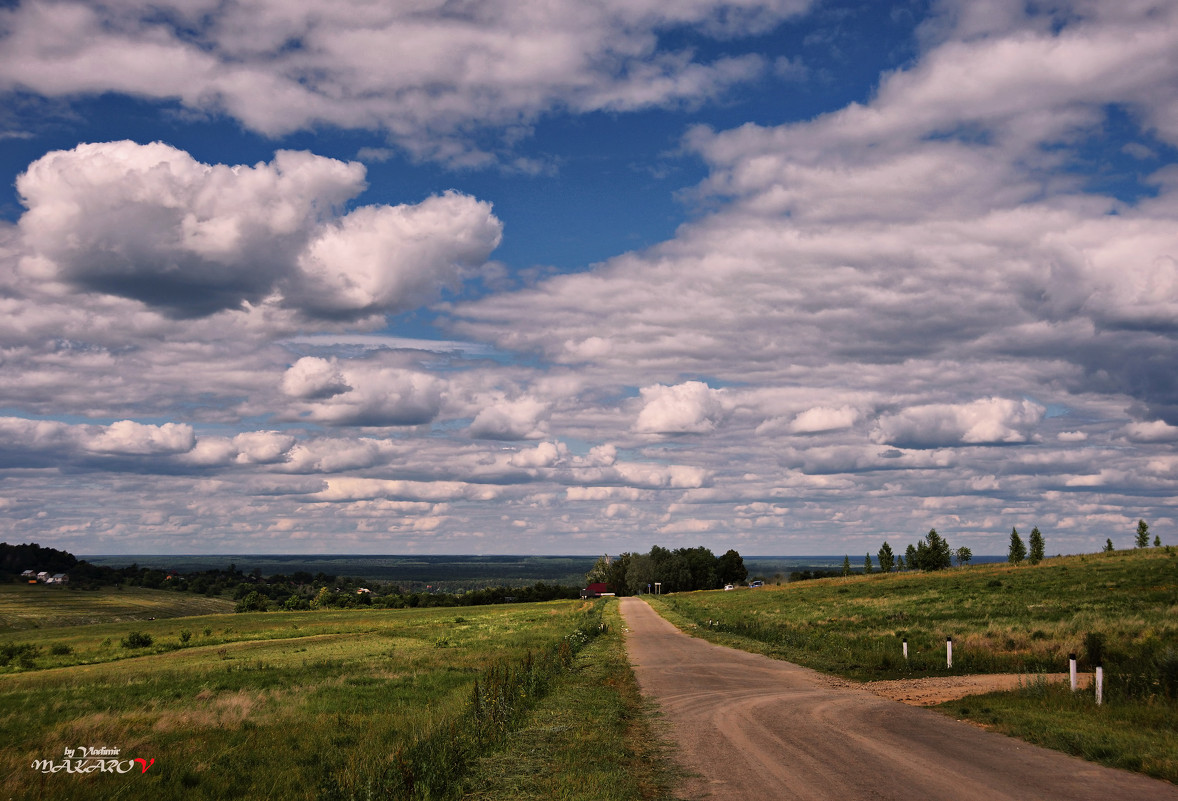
[1008,527,1026,564]
[955,546,972,567]
[309,586,333,609]
[235,590,269,613]
[841,555,851,577]
[877,541,895,573]
[1028,526,1045,564]
[1104,538,1115,552]
[677,546,719,590]
[716,549,748,585]
[863,554,873,574]
[905,543,917,570]
[1135,519,1150,548]
[921,529,952,571]
[586,554,610,585]
[606,552,633,596]
[624,552,652,596]
[1155,535,1162,547]
[896,555,905,571]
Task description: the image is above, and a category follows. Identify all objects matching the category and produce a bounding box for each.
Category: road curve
[620,597,1178,801]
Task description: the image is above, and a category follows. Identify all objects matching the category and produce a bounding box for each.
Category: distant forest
[1,542,580,611]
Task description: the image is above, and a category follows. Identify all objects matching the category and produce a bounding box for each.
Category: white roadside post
[1069,653,1077,692]
[1096,664,1103,705]
[902,638,908,660]
[946,636,953,669]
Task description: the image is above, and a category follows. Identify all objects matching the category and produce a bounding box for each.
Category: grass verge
[461,601,684,801]
[943,678,1178,783]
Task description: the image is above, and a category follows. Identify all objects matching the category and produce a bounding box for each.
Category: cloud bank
[0,0,814,163]
[1,1,1177,555]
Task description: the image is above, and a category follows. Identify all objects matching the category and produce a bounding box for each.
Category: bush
[121,631,153,649]
[235,590,269,613]
[50,643,73,656]
[0,643,40,668]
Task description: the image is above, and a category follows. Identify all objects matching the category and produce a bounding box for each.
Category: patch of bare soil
[864,672,1093,706]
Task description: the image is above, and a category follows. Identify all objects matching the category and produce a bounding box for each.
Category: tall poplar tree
[1028,527,1044,564]
[1008,527,1026,564]
[1135,519,1151,548]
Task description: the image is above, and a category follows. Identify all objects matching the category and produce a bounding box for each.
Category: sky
[1,0,1177,557]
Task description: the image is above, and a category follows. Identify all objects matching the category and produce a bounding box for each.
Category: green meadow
[650,547,1178,782]
[0,591,667,801]
[0,584,235,632]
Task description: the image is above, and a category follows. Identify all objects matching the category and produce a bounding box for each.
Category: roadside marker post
[946,636,952,669]
[1069,653,1077,692]
[902,638,908,660]
[1095,665,1103,705]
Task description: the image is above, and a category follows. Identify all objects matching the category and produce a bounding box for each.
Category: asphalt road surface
[620,597,1178,801]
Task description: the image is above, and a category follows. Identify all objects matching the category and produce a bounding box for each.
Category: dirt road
[620,597,1177,801]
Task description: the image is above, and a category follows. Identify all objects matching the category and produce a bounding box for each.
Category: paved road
[620,597,1178,801]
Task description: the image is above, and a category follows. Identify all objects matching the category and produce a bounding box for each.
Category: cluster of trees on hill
[0,542,78,576]
[836,519,1161,578]
[835,530,961,578]
[586,545,747,595]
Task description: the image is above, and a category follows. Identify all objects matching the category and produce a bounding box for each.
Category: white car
[724,584,735,590]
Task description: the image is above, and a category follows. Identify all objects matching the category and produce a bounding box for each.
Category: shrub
[121,631,153,649]
[50,643,73,656]
[235,590,269,613]
[0,643,40,668]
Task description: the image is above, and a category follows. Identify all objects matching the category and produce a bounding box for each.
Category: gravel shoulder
[860,672,1093,706]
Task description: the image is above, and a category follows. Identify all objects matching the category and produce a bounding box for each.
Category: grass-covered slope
[653,548,1177,681]
[0,584,234,632]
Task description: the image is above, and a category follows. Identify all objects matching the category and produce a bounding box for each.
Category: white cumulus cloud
[470,396,549,440]
[634,380,728,434]
[872,398,1046,448]
[16,141,501,319]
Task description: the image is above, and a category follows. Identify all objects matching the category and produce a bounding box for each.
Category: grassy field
[0,584,235,632]
[0,595,620,800]
[648,547,1178,783]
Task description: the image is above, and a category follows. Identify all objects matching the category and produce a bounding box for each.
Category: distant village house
[22,570,68,584]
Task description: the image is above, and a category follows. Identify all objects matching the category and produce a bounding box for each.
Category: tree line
[837,518,1163,578]
[586,545,747,595]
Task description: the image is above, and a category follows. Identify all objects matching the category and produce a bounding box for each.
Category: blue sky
[0,0,1176,556]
